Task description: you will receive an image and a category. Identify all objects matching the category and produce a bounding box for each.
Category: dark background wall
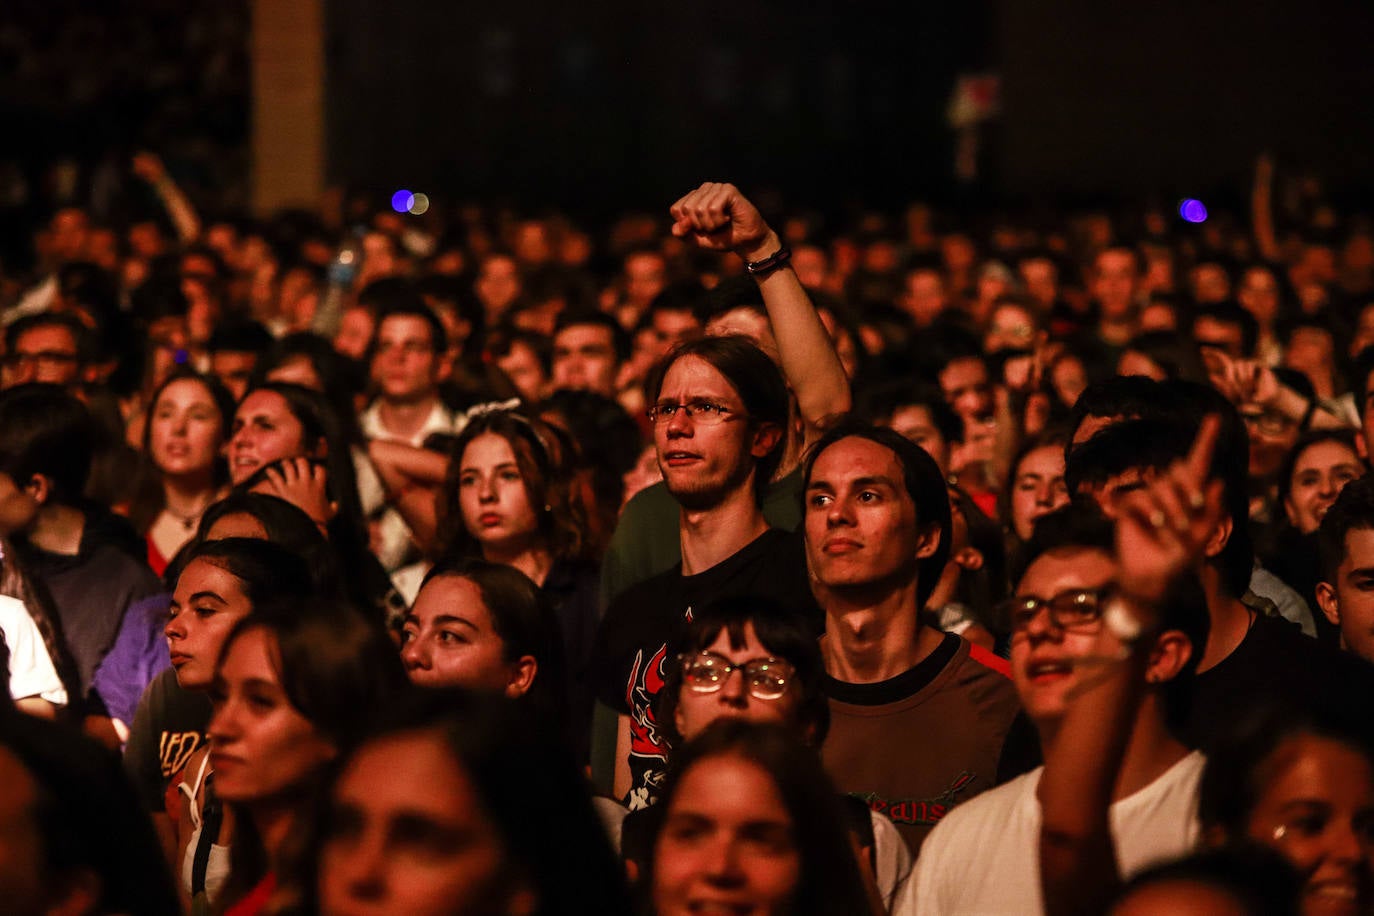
[324,0,993,214]
[996,0,1374,201]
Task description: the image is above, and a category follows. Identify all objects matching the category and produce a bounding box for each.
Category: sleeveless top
[177,753,231,908]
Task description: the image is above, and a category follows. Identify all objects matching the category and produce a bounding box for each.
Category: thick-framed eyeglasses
[648,400,748,426]
[1002,588,1110,634]
[3,351,79,371]
[680,652,794,700]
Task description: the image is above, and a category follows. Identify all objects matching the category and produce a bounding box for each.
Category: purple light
[390,190,415,214]
[1179,199,1208,224]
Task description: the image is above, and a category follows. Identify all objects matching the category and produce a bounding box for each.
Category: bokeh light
[408,192,430,215]
[1179,198,1208,223]
[390,189,415,213]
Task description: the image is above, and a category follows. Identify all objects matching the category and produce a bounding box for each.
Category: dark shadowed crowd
[2,155,1374,916]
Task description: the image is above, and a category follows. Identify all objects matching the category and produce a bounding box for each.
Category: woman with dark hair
[191,492,343,598]
[225,382,394,621]
[1262,429,1365,642]
[400,557,569,739]
[620,595,909,914]
[646,720,871,916]
[999,429,1071,576]
[208,599,406,915]
[126,369,236,575]
[310,688,633,916]
[1199,709,1374,916]
[121,538,314,911]
[255,332,367,440]
[426,407,600,745]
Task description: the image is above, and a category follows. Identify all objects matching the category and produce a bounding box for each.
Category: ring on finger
[1149,509,1168,530]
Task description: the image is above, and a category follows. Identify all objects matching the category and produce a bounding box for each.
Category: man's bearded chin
[663,460,755,512]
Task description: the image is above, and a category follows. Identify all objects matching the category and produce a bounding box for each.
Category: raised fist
[669,182,777,262]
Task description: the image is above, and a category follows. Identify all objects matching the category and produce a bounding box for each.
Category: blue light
[391,190,415,214]
[1179,199,1208,224]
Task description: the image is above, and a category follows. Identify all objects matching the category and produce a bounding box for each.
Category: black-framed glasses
[3,351,79,371]
[648,400,747,426]
[1001,588,1109,633]
[680,652,794,700]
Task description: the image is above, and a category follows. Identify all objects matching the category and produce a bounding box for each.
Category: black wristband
[744,245,792,277]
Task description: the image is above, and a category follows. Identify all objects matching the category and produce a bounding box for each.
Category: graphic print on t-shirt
[622,606,694,811]
[853,770,978,828]
[159,729,206,779]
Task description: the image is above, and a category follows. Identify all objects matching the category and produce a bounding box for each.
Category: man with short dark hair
[550,311,628,398]
[362,296,455,447]
[205,319,273,401]
[360,292,459,570]
[804,422,1025,854]
[2,313,90,391]
[0,385,163,744]
[915,496,1213,914]
[1317,475,1374,664]
[1091,246,1142,351]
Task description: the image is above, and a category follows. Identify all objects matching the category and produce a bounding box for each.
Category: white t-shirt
[0,595,67,706]
[908,751,1204,916]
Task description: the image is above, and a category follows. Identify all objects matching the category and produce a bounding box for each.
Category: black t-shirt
[1187,611,1374,751]
[591,528,821,809]
[123,667,213,813]
[541,559,601,764]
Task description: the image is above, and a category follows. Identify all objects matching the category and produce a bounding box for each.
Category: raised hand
[669,182,776,261]
[1114,414,1224,607]
[131,151,167,184]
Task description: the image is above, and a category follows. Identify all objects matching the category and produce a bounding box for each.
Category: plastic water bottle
[313,228,363,337]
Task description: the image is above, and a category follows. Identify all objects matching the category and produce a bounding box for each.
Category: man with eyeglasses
[1066,380,1374,754]
[2,314,89,391]
[592,334,821,811]
[803,422,1026,855]
[912,501,1211,914]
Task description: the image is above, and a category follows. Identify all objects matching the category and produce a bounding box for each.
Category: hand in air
[131,151,167,184]
[1114,414,1225,608]
[669,182,776,261]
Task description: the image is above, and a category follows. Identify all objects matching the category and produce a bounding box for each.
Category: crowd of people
[1,154,1373,916]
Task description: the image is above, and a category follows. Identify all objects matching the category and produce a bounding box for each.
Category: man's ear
[749,422,783,459]
[24,474,51,507]
[1145,629,1193,685]
[954,546,984,572]
[1315,580,1342,628]
[504,656,538,699]
[1203,513,1233,559]
[915,523,942,560]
